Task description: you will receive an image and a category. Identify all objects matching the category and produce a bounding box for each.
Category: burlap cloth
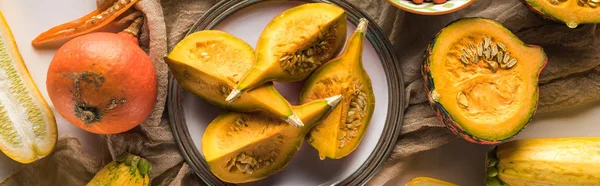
[1,0,599,185]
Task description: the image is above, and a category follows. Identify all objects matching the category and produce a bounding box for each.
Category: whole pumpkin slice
[0,11,57,164]
[422,18,547,144]
[166,30,303,127]
[225,3,347,102]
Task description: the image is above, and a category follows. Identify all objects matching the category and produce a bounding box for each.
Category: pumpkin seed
[506,58,517,68]
[279,22,340,75]
[457,92,469,107]
[497,51,504,64]
[484,48,491,60]
[484,36,491,49]
[497,42,507,51]
[246,167,255,174]
[468,43,477,53]
[487,60,499,72]
[460,55,469,65]
[477,42,483,56]
[503,52,510,64]
[491,43,498,56]
[462,48,471,57]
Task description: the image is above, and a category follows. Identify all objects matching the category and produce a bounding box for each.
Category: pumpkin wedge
[225,3,347,103]
[486,138,600,185]
[423,18,547,144]
[202,95,342,183]
[166,30,303,127]
[299,19,375,159]
[520,0,600,28]
[0,11,57,163]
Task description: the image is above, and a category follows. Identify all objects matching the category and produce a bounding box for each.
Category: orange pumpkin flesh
[46,18,157,134]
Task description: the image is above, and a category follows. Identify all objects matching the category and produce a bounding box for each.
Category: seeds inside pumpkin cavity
[497,42,507,51]
[558,0,599,8]
[224,116,284,174]
[339,79,368,148]
[457,35,517,71]
[181,70,233,98]
[224,151,277,175]
[307,75,370,149]
[279,22,340,75]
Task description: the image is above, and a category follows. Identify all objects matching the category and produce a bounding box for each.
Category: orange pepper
[32,0,139,48]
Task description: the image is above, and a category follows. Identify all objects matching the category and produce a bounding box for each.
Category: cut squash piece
[299,19,375,159]
[486,138,600,185]
[202,95,342,183]
[422,18,547,144]
[0,11,57,163]
[226,3,347,103]
[521,0,600,28]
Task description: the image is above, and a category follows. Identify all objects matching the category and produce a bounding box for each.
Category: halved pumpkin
[521,0,600,28]
[422,18,547,144]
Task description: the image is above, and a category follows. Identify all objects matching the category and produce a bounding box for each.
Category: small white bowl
[386,0,476,15]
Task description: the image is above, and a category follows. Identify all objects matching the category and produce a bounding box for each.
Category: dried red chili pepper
[32,0,139,48]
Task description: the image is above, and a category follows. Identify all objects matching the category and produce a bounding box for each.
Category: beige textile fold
[1,0,599,185]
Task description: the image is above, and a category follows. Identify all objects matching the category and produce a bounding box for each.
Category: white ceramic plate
[168,1,404,185]
[386,0,476,15]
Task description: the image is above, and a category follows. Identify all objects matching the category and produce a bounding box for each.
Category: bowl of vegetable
[386,0,476,15]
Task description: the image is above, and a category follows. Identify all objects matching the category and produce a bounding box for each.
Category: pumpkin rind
[422,18,547,144]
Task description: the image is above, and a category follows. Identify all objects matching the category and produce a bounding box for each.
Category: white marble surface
[0,0,102,180]
[0,1,599,185]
